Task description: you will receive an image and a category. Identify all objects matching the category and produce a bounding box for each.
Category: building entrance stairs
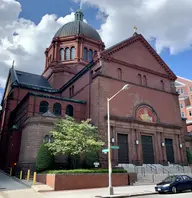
[118,163,192,185]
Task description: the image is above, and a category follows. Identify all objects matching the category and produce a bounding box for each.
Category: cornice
[106,57,172,80]
[52,34,105,46]
[92,73,179,96]
[104,115,182,130]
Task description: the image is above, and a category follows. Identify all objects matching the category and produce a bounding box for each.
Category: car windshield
[163,176,176,183]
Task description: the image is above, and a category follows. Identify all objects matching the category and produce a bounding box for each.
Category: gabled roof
[101,33,177,80]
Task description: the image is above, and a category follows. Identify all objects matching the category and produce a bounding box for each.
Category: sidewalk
[42,185,157,198]
[13,177,157,198]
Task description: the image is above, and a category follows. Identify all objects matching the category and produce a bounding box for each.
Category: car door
[182,175,192,190]
[175,176,185,191]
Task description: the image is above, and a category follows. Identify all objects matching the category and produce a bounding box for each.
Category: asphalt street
[134,191,192,198]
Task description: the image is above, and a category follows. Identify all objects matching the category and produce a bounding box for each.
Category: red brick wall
[92,76,181,126]
[37,173,129,190]
[112,41,169,76]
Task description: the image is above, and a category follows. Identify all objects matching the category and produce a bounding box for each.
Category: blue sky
[18,0,101,29]
[16,0,191,80]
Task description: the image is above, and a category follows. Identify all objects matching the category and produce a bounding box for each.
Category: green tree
[36,143,55,172]
[46,116,104,167]
[186,148,192,164]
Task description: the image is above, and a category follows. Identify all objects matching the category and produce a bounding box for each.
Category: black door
[117,134,129,163]
[141,135,154,164]
[165,139,175,163]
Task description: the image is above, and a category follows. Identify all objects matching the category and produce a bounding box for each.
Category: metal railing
[141,167,146,176]
[162,167,171,175]
[146,164,157,174]
[175,164,184,173]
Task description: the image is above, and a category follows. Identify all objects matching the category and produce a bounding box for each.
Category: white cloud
[0,0,75,90]
[76,0,192,55]
[1,0,192,96]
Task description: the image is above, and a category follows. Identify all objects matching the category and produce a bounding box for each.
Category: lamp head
[122,84,130,90]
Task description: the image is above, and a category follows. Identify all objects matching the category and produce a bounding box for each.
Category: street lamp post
[107,84,130,195]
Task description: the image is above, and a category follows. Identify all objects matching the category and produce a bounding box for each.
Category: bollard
[33,172,36,185]
[10,168,12,176]
[20,170,23,180]
[27,169,30,182]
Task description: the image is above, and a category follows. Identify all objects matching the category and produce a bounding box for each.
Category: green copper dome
[54,10,102,42]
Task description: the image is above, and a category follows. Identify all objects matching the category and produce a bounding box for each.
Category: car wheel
[171,186,177,194]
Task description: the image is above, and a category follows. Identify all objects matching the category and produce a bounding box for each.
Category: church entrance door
[117,134,129,163]
[165,139,175,164]
[141,135,154,164]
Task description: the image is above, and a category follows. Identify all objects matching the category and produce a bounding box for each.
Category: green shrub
[84,151,99,168]
[36,143,55,173]
[186,149,192,164]
[40,168,127,174]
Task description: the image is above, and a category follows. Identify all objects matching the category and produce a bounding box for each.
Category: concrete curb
[97,192,157,198]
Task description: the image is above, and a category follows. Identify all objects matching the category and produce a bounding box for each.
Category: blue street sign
[102,149,109,153]
[111,146,119,149]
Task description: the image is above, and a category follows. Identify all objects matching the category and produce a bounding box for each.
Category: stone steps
[118,163,192,186]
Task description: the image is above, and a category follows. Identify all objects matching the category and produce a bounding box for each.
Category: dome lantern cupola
[75,9,84,21]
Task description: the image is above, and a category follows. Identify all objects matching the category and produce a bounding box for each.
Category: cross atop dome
[75,9,84,21]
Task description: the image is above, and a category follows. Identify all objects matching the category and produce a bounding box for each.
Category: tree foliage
[186,148,192,164]
[46,116,104,157]
[36,143,55,172]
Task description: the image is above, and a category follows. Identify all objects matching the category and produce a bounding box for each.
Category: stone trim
[104,115,182,130]
[93,73,179,96]
[22,116,57,129]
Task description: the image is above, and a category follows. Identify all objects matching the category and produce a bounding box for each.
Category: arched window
[60,48,64,61]
[66,104,74,117]
[88,49,93,62]
[39,101,49,114]
[94,50,97,57]
[137,74,142,85]
[71,47,76,60]
[160,80,164,90]
[53,103,62,116]
[65,47,70,60]
[50,135,54,143]
[44,135,49,143]
[83,48,88,60]
[143,75,147,86]
[117,68,122,80]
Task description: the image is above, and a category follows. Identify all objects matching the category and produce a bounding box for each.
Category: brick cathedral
[0,10,188,171]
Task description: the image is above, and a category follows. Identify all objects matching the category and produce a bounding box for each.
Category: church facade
[0,10,188,171]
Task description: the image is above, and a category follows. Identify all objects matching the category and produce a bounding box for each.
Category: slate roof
[9,66,57,92]
[15,70,52,89]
